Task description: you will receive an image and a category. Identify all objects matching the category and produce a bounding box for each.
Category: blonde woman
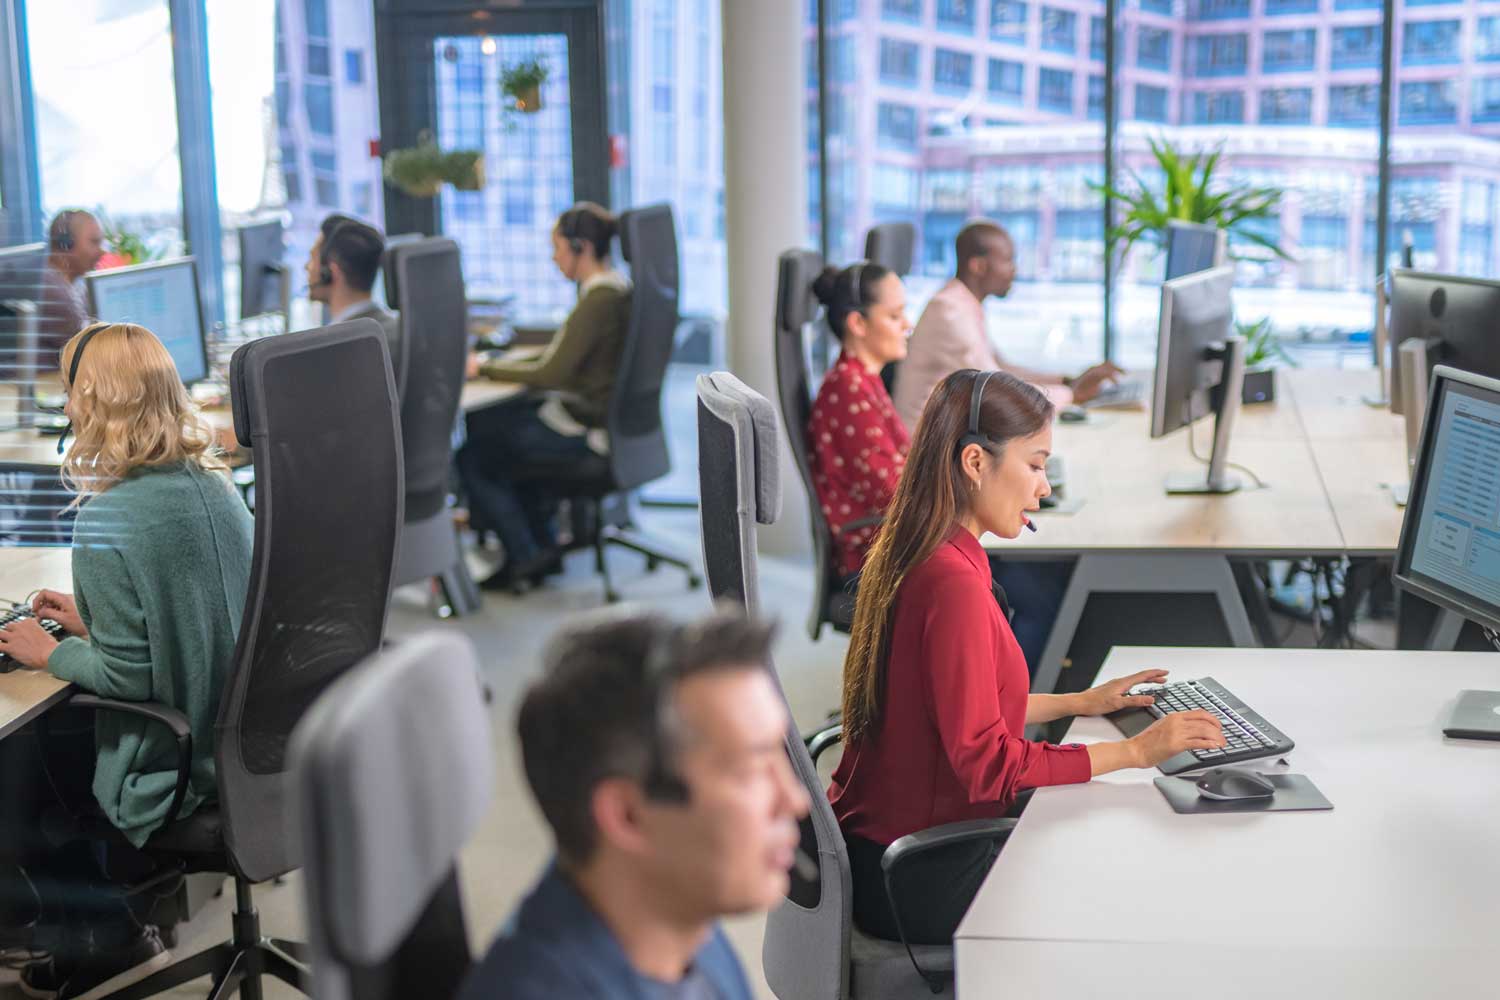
[0,323,253,998]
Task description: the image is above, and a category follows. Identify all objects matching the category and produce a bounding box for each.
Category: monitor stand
[1165,337,1246,495]
[1388,337,1442,508]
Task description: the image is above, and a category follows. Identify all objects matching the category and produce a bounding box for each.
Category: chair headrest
[290,631,492,966]
[696,371,781,525]
[776,249,825,334]
[618,203,673,266]
[864,222,916,277]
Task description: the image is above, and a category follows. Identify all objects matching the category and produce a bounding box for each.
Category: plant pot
[510,84,543,113]
[1242,366,1276,405]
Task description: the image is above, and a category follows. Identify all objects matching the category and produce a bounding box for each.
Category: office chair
[40,319,404,1000]
[696,371,1013,998]
[773,249,871,639]
[291,631,490,1000]
[864,223,915,396]
[546,203,701,603]
[387,238,482,617]
[863,223,916,278]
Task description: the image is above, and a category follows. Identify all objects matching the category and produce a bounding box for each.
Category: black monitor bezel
[83,257,210,386]
[1393,364,1500,635]
[236,220,285,321]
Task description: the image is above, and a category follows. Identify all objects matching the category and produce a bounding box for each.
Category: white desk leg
[1030,553,1258,696]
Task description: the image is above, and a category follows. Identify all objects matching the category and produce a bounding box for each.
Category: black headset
[558,208,586,255]
[57,324,106,455]
[959,370,1000,455]
[50,210,82,253]
[315,220,354,288]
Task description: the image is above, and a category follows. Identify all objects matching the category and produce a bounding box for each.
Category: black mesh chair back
[608,204,679,490]
[863,222,916,277]
[221,319,404,882]
[394,238,467,523]
[774,248,851,639]
[291,631,490,1000]
[379,233,424,314]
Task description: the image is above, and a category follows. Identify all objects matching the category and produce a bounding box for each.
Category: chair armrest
[804,721,843,766]
[880,818,1018,874]
[879,817,1018,993]
[833,515,882,539]
[64,694,194,827]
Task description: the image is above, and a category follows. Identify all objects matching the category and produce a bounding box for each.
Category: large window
[880,38,922,85]
[1137,27,1172,71]
[1333,25,1382,70]
[1262,29,1316,74]
[1191,33,1248,77]
[1402,20,1461,67]
[934,48,975,91]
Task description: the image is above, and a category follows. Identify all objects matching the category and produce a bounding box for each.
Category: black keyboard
[0,606,65,673]
[1106,677,1295,775]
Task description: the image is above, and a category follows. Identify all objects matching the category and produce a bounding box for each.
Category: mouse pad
[1153,773,1333,815]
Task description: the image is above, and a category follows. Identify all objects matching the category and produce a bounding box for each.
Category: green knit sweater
[46,462,254,848]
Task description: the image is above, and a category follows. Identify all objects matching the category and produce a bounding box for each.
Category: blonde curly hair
[59,323,228,502]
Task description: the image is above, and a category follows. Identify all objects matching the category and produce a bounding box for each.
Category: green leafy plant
[1092,135,1291,268]
[383,139,485,198]
[99,216,161,266]
[500,57,549,113]
[1236,317,1297,370]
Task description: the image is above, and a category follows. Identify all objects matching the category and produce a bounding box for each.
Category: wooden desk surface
[1309,437,1409,555]
[1282,366,1405,442]
[0,546,74,740]
[956,646,1500,997]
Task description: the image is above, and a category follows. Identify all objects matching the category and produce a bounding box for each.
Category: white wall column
[721,0,809,557]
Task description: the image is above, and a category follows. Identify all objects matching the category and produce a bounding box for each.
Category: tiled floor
[1,509,838,1000]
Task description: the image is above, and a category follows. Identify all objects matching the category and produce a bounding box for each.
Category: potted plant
[383,135,485,198]
[1235,317,1297,404]
[501,57,549,114]
[97,215,162,269]
[1093,135,1293,278]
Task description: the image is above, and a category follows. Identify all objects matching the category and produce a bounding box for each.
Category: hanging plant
[500,57,550,114]
[383,135,486,198]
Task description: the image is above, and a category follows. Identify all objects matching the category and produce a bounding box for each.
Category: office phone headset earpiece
[315,221,357,288]
[51,210,78,253]
[56,324,106,455]
[560,209,586,256]
[958,370,999,455]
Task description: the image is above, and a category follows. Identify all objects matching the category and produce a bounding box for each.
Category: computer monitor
[0,244,50,426]
[1393,365,1500,736]
[1164,220,1227,281]
[237,219,287,321]
[1385,270,1500,418]
[84,258,209,385]
[1149,265,1245,495]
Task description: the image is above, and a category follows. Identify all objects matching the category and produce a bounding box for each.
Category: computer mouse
[1194,768,1276,802]
[1059,405,1088,423]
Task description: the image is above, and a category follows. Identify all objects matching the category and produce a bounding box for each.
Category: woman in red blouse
[829,369,1226,945]
[807,262,912,583]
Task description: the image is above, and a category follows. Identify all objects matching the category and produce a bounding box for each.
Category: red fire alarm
[609,134,628,170]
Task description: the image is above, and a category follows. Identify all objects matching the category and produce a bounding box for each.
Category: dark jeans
[845,832,1003,946]
[989,558,1073,680]
[0,713,151,958]
[456,397,596,565]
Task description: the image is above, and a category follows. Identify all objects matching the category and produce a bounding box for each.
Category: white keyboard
[1086,376,1147,409]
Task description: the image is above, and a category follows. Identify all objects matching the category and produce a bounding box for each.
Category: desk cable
[1185,418,1268,489]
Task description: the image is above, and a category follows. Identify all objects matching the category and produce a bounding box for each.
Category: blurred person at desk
[460,202,631,592]
[830,370,1223,948]
[0,322,253,999]
[892,220,1121,430]
[305,214,399,362]
[37,210,105,359]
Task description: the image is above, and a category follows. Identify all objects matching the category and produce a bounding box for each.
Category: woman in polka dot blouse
[807,261,913,583]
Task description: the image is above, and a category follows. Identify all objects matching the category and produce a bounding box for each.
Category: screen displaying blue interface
[1409,382,1500,614]
[88,261,207,384]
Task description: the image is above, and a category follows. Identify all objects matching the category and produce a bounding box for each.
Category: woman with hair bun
[806,261,912,584]
[460,201,632,591]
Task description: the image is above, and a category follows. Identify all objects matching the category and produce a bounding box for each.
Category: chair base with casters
[564,489,702,604]
[393,507,481,617]
[98,878,308,1000]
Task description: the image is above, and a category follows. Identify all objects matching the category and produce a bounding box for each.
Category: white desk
[0,546,74,740]
[956,646,1500,998]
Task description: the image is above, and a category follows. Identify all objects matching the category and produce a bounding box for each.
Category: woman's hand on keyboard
[1128,711,1226,768]
[1075,668,1170,716]
[0,616,60,670]
[33,590,85,638]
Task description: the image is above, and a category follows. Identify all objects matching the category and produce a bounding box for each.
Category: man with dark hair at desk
[304,214,399,363]
[892,220,1122,431]
[457,606,809,1000]
[38,209,105,357]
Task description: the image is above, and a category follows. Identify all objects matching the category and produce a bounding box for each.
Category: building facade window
[987,57,1025,103]
[1262,29,1316,73]
[879,38,921,85]
[1090,16,1106,62]
[1259,86,1313,123]
[305,81,334,136]
[1399,79,1458,123]
[883,0,924,22]
[937,0,976,31]
[1189,89,1245,123]
[990,0,1028,45]
[1473,76,1500,122]
[1190,0,1251,21]
[1041,8,1076,54]
[1087,74,1106,120]
[1039,67,1074,111]
[933,48,974,91]
[1137,27,1171,70]
[1478,17,1500,61]
[1192,33,1248,77]
[1265,0,1318,14]
[877,101,919,148]
[1328,83,1380,125]
[311,149,338,207]
[1402,20,1461,67]
[873,163,921,209]
[1332,25,1381,69]
[1135,83,1169,121]
[344,49,364,85]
